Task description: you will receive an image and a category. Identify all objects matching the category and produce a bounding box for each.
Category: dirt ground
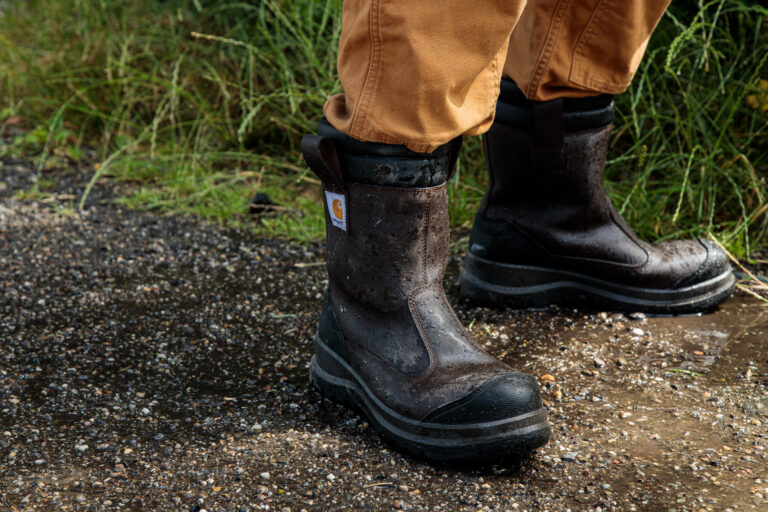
[1,155,767,512]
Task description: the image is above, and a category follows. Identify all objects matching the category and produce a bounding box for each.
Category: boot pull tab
[533,99,566,172]
[301,135,345,193]
[301,135,349,232]
[446,136,464,181]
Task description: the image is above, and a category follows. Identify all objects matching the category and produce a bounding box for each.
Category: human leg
[302,122,550,462]
[324,0,528,152]
[303,0,552,461]
[504,0,672,100]
[460,0,735,313]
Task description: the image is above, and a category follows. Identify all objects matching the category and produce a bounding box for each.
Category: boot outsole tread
[460,251,736,315]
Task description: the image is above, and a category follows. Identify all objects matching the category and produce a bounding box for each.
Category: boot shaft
[302,120,461,312]
[481,79,616,226]
[325,182,450,312]
[317,118,458,188]
[474,79,648,268]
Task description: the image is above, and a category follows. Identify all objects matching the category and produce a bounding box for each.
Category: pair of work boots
[301,80,735,462]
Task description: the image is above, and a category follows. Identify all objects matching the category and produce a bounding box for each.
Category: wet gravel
[1,154,767,511]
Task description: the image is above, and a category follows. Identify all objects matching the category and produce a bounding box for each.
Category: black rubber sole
[309,337,551,463]
[460,251,736,315]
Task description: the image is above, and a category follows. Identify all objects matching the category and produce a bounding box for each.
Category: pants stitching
[568,0,610,90]
[350,0,383,136]
[526,0,571,98]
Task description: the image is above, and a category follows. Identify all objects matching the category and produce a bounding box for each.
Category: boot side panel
[482,123,648,268]
[323,183,511,419]
[325,184,433,312]
[331,283,429,377]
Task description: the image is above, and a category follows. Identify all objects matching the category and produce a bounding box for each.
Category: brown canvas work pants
[324,0,671,152]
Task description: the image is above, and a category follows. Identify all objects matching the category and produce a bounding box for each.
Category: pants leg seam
[568,0,609,89]
[526,0,571,99]
[350,0,383,136]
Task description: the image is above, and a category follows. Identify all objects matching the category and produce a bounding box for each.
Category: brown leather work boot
[301,119,551,462]
[460,80,735,314]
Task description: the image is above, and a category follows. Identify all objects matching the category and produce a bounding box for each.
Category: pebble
[631,327,645,336]
[0,157,764,512]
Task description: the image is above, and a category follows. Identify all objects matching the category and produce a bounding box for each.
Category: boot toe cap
[674,239,732,289]
[422,373,544,425]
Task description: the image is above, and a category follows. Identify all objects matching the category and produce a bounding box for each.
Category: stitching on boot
[407,284,439,382]
[421,189,430,283]
[343,284,436,382]
[347,341,430,381]
[436,287,486,353]
[408,188,438,381]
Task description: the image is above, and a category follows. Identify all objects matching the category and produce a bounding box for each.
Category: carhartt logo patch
[325,191,347,231]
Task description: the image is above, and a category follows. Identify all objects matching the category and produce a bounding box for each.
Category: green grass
[0,0,766,255]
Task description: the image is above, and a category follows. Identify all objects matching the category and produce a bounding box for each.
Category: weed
[0,0,765,252]
[14,185,52,202]
[666,369,702,378]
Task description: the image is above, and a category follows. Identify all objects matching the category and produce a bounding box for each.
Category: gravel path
[1,155,767,511]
